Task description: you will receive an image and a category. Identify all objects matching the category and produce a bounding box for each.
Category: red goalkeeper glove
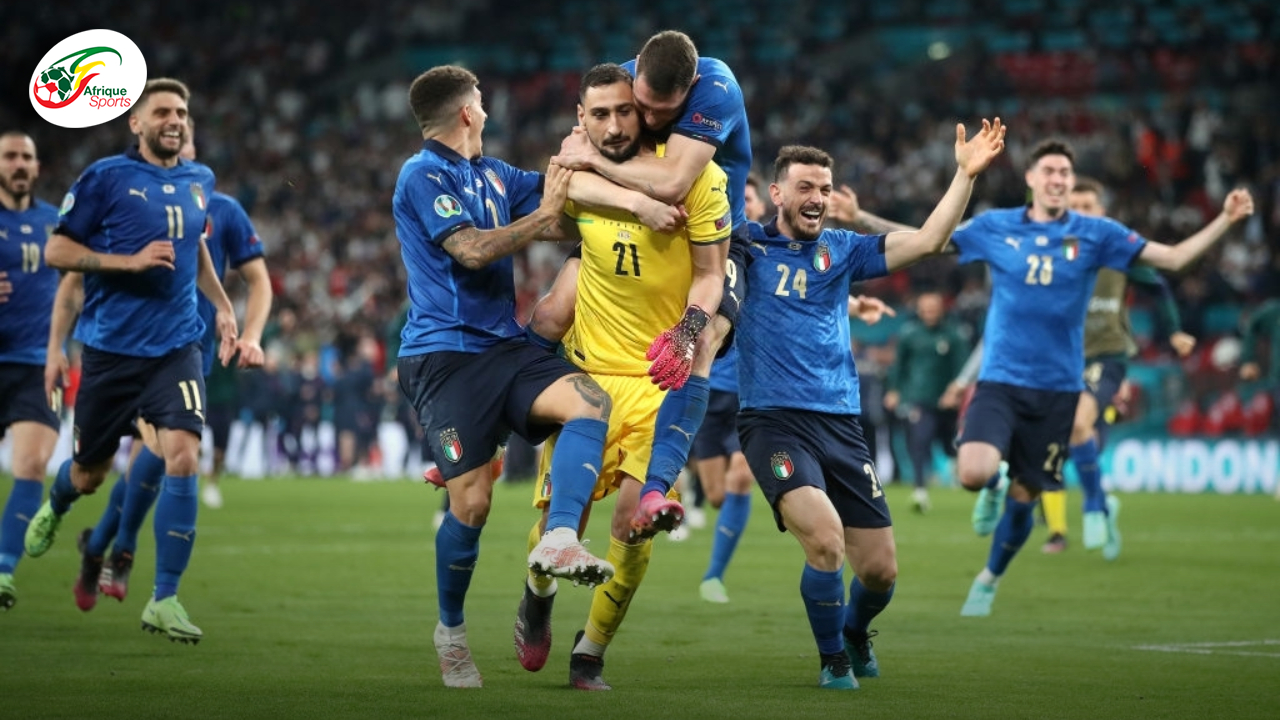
[646,305,710,391]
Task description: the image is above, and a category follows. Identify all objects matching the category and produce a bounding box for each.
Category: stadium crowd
[4,0,1276,477]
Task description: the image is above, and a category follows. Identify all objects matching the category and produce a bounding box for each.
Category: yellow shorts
[534,373,664,508]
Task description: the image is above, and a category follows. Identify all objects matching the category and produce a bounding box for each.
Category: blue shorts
[739,408,891,532]
[398,338,581,481]
[0,362,60,436]
[957,381,1077,492]
[74,344,206,465]
[1084,356,1127,428]
[691,390,741,461]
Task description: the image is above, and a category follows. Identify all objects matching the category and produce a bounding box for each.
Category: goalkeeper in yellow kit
[513,63,730,690]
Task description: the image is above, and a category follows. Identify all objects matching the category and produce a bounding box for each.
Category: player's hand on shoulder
[131,240,176,271]
[551,127,597,171]
[1222,188,1254,223]
[236,339,265,369]
[0,271,10,303]
[634,197,687,233]
[828,185,860,226]
[955,117,1007,178]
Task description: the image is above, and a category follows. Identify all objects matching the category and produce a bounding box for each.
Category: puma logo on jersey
[427,173,443,184]
[712,81,730,93]
[128,187,148,202]
[1004,237,1020,250]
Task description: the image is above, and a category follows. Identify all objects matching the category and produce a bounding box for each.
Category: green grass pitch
[2,476,1277,720]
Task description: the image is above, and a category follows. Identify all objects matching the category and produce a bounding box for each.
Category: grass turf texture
[1,476,1277,720]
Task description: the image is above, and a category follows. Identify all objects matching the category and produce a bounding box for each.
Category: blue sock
[642,376,710,497]
[844,577,895,637]
[525,325,558,352]
[703,491,750,581]
[0,479,44,573]
[152,474,198,601]
[436,512,482,627]
[986,495,1037,576]
[49,459,80,515]
[800,563,846,656]
[1071,437,1106,514]
[86,477,127,557]
[116,446,165,555]
[544,418,607,532]
[984,471,1003,490]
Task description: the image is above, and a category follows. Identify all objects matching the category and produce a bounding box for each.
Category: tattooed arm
[44,233,178,273]
[441,164,575,270]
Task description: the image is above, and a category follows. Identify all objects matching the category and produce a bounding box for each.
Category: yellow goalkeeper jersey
[562,144,731,377]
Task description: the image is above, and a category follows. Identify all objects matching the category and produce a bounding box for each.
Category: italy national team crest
[1063,236,1079,261]
[483,168,506,197]
[771,452,794,480]
[190,183,206,211]
[440,428,463,463]
[813,242,832,273]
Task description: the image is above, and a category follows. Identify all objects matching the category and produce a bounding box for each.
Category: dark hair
[133,77,190,114]
[1071,175,1104,196]
[1028,138,1075,169]
[578,63,633,103]
[746,171,762,192]
[408,65,478,133]
[773,145,833,183]
[635,30,698,96]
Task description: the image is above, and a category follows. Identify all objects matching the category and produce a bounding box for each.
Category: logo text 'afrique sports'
[30,29,147,129]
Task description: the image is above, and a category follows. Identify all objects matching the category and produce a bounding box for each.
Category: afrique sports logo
[29,29,147,129]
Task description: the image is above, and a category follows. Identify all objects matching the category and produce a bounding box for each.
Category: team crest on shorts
[439,428,463,463]
[771,452,794,480]
[813,242,832,273]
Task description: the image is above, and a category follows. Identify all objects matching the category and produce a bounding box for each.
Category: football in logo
[29,29,147,128]
[434,195,462,218]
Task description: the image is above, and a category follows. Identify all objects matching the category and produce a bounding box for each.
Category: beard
[144,128,182,160]
[0,173,30,200]
[597,136,640,163]
[783,204,824,241]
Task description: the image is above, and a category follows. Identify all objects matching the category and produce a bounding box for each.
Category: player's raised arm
[557,127,714,206]
[883,119,1006,272]
[830,185,916,235]
[441,163,574,270]
[1135,188,1254,272]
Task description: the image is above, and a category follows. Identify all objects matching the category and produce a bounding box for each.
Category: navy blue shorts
[739,408,892,532]
[957,381,1077,492]
[1084,356,1127,428]
[74,344,206,466]
[691,390,741,460]
[0,362,60,436]
[398,338,581,481]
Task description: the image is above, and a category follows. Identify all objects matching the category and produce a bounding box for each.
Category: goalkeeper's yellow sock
[526,520,556,596]
[1041,490,1069,537]
[582,536,653,650]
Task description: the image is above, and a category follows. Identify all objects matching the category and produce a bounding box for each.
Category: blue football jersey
[737,219,888,414]
[622,57,752,228]
[951,207,1147,391]
[57,147,214,358]
[708,345,738,393]
[393,140,542,356]
[0,199,60,365]
[199,192,264,376]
